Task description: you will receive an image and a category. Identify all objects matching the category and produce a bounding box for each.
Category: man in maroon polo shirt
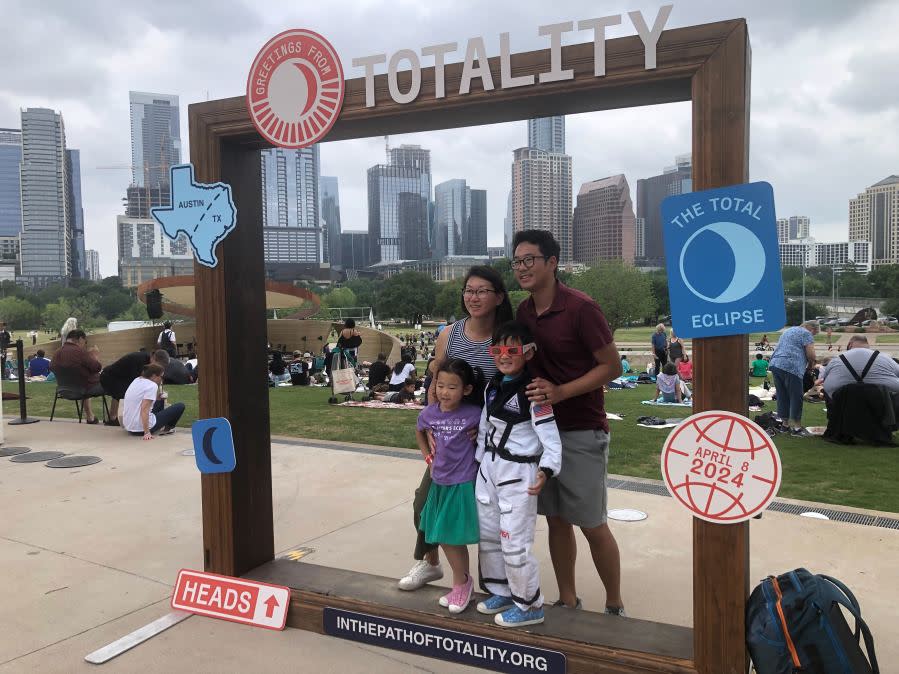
[513,229,625,616]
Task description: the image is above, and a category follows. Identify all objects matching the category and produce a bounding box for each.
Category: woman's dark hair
[437,358,477,388]
[620,355,627,361]
[393,352,413,375]
[272,351,284,361]
[512,229,561,265]
[460,266,513,325]
[662,362,677,376]
[67,329,87,341]
[344,318,355,329]
[492,320,534,345]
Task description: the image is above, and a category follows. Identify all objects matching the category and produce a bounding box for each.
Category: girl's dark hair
[460,266,513,325]
[393,352,413,375]
[345,318,355,328]
[437,358,483,405]
[662,362,677,376]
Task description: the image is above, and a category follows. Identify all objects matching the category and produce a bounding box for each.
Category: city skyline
[1,2,896,276]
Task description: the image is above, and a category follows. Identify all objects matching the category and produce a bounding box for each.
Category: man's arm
[526,342,623,405]
[140,398,153,439]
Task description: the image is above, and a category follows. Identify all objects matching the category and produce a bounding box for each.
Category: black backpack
[747,568,878,674]
[160,330,175,351]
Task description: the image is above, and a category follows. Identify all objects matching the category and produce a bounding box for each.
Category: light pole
[801,238,810,322]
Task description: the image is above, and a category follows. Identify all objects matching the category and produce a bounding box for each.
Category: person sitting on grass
[750,353,769,378]
[28,349,51,377]
[655,362,684,403]
[388,353,416,391]
[269,351,290,384]
[620,355,631,374]
[122,364,185,440]
[366,352,390,390]
[374,377,418,404]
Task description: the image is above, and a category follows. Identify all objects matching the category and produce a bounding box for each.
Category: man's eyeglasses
[511,255,548,270]
[463,287,496,298]
[488,343,536,357]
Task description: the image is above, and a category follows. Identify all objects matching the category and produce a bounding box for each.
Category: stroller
[327,347,361,404]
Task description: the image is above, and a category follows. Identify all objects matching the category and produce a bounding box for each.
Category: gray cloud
[0,0,897,275]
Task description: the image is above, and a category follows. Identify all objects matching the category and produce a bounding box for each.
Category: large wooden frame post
[191,18,751,672]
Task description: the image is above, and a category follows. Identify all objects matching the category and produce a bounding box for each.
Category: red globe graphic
[662,411,781,523]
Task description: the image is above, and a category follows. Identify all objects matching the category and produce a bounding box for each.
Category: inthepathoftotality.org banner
[323,607,566,674]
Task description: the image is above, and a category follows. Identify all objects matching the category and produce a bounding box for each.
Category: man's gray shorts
[538,429,609,528]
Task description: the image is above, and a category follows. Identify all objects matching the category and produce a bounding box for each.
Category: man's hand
[142,432,154,441]
[528,470,547,495]
[526,377,563,405]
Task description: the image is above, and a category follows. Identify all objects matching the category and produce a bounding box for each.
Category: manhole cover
[608,508,648,522]
[46,456,102,468]
[0,446,31,457]
[10,451,66,463]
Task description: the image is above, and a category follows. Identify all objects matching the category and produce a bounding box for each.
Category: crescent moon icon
[293,62,319,117]
[202,426,223,465]
[679,222,766,304]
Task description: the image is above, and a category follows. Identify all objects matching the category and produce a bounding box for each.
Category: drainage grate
[46,456,102,468]
[9,451,65,463]
[0,446,31,457]
[608,476,897,532]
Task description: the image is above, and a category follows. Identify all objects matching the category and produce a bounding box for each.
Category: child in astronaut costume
[475,321,562,627]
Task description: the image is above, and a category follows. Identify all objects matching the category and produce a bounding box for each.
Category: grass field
[14,380,898,514]
[612,328,773,344]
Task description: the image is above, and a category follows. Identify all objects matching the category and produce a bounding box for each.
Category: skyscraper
[503,190,513,257]
[85,249,101,280]
[129,92,181,193]
[19,108,71,284]
[367,144,432,263]
[849,175,899,266]
[320,175,341,267]
[528,116,565,153]
[433,179,487,258]
[0,129,22,238]
[511,147,573,262]
[635,154,692,266]
[572,175,636,264]
[776,215,810,242]
[117,215,193,287]
[66,149,86,278]
[260,145,321,264]
[340,231,371,271]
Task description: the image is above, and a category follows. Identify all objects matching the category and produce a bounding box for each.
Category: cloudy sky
[2,0,897,276]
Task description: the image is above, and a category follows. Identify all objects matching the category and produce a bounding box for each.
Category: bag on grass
[747,568,878,674]
[331,366,356,394]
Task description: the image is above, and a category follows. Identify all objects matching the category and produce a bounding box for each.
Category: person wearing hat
[289,350,309,386]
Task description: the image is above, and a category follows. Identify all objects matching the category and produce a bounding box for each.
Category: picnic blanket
[637,420,681,429]
[338,400,425,410]
[607,413,624,421]
[749,386,775,401]
[640,399,693,408]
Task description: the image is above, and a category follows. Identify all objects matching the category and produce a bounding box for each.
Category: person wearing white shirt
[388,354,417,391]
[122,364,185,440]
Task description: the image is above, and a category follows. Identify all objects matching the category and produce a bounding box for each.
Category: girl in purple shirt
[416,359,482,614]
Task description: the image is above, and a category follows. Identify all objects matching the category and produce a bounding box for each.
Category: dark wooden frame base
[191,17,750,673]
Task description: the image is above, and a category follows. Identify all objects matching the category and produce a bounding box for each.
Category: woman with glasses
[398,265,513,594]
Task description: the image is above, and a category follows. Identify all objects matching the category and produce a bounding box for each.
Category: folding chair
[49,366,109,423]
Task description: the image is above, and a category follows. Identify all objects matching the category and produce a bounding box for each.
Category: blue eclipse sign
[661,181,785,338]
[191,417,236,474]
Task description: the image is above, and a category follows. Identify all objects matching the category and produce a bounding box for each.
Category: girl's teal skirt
[419,480,479,546]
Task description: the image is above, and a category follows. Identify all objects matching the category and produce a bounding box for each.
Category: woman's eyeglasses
[463,288,496,298]
[488,343,536,357]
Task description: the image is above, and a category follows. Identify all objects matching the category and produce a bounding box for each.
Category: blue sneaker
[477,594,515,615]
[495,605,545,628]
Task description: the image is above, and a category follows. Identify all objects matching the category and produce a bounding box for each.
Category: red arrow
[264,594,279,619]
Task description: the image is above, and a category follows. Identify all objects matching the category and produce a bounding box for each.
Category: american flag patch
[534,403,553,418]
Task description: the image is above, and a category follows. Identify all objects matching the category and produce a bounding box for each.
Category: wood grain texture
[690,20,751,674]
[248,561,697,674]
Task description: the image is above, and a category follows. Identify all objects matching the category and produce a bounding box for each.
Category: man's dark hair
[36,349,45,358]
[153,349,171,365]
[67,329,87,341]
[755,353,763,360]
[493,320,535,345]
[163,321,172,329]
[512,229,561,264]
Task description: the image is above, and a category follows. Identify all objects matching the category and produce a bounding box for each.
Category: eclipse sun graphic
[247,29,345,149]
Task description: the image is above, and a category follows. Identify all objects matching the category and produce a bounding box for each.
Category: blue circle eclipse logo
[678,222,766,304]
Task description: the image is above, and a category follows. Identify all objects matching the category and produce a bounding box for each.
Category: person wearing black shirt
[367,352,390,390]
[100,349,170,425]
[0,322,10,380]
[164,358,192,385]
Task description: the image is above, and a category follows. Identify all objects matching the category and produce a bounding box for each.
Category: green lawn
[12,381,898,514]
[612,328,773,344]
[872,334,899,343]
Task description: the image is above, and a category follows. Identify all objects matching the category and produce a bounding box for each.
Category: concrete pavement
[0,419,895,672]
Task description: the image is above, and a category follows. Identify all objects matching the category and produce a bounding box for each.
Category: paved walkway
[0,420,895,672]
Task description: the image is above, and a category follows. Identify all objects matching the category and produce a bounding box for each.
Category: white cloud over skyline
[1,0,897,276]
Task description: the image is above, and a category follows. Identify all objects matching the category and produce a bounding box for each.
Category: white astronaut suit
[475,375,562,610]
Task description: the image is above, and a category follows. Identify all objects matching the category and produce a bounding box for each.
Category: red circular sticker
[661,411,781,523]
[246,29,345,149]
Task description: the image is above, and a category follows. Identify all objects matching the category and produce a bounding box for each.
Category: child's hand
[528,470,547,495]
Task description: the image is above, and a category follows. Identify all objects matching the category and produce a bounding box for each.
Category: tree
[434,279,464,320]
[647,270,670,320]
[116,302,152,321]
[837,270,876,298]
[98,290,135,320]
[508,290,529,311]
[0,296,41,330]
[868,265,899,298]
[322,287,358,310]
[569,260,655,333]
[377,271,437,324]
[491,259,520,292]
[785,300,826,326]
